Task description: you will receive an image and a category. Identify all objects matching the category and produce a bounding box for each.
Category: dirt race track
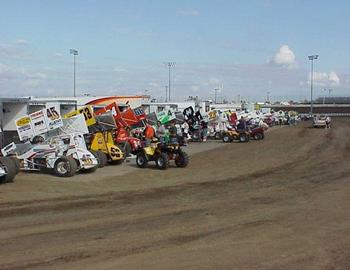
[1,119,350,270]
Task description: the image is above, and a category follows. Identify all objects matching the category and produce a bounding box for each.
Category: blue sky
[1,0,350,101]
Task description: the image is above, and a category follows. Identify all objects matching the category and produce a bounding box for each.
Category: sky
[1,0,350,102]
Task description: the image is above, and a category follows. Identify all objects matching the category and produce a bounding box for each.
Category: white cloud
[271,45,296,68]
[178,9,200,16]
[148,82,159,88]
[329,71,340,85]
[209,77,220,85]
[312,71,340,86]
[114,67,128,72]
[15,39,29,45]
[191,85,200,92]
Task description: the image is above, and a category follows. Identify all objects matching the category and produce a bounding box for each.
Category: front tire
[175,150,189,168]
[155,153,169,170]
[136,152,148,168]
[53,157,77,177]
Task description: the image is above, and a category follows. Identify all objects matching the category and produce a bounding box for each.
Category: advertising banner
[64,105,96,126]
[15,116,34,141]
[29,110,47,136]
[44,106,63,131]
[15,106,63,141]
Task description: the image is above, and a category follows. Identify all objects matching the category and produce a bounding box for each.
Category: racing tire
[239,133,249,143]
[155,153,169,170]
[53,157,77,177]
[136,152,148,168]
[175,150,189,168]
[91,150,108,168]
[0,157,17,183]
[10,157,20,174]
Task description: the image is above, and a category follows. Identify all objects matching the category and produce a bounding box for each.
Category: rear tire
[222,134,231,143]
[253,133,263,140]
[10,157,20,174]
[136,152,148,168]
[0,157,17,183]
[91,150,108,168]
[175,150,189,168]
[53,157,77,177]
[155,153,169,170]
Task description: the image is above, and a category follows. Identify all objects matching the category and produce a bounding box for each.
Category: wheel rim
[57,161,68,174]
[223,136,229,142]
[137,155,145,165]
[157,157,164,167]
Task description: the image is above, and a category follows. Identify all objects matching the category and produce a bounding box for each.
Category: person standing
[143,121,155,145]
[156,121,166,143]
[201,120,208,142]
[237,116,246,131]
[168,121,178,143]
[181,121,189,145]
[325,116,331,128]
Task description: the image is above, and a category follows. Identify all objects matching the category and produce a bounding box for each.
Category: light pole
[70,49,78,99]
[308,54,319,115]
[164,62,176,102]
[165,85,168,102]
[214,88,220,104]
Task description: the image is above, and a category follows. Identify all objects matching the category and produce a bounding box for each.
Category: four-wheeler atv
[249,126,265,140]
[222,129,250,143]
[0,157,18,183]
[1,132,99,177]
[136,139,189,170]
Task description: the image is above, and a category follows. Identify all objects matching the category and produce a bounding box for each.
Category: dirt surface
[1,120,350,270]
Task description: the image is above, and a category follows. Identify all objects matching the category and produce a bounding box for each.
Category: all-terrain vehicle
[136,139,189,170]
[1,132,99,177]
[248,126,265,140]
[222,129,250,143]
[0,157,18,183]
